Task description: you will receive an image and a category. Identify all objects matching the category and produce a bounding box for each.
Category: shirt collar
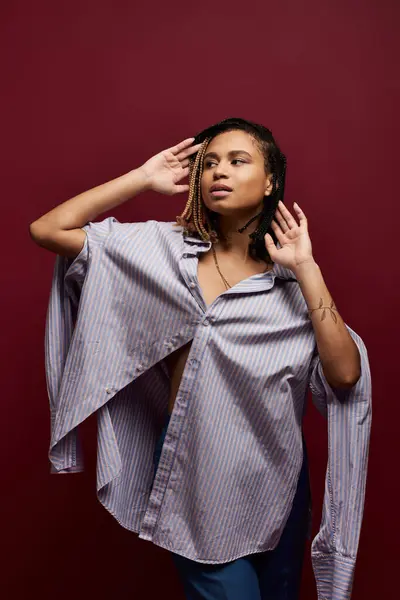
[182,231,297,282]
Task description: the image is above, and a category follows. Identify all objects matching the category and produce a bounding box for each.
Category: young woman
[30,117,370,600]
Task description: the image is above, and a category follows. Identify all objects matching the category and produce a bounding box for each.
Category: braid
[174,117,287,265]
[175,136,216,242]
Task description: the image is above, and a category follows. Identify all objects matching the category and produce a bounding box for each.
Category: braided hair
[174,117,287,265]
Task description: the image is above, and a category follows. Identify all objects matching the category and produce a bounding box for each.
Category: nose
[212,164,229,179]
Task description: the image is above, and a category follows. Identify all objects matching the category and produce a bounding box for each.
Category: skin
[200,130,273,260]
[199,129,361,388]
[30,124,361,390]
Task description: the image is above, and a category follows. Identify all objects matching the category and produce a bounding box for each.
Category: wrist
[293,258,319,280]
[127,167,152,193]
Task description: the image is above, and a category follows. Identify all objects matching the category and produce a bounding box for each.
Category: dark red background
[2,1,398,598]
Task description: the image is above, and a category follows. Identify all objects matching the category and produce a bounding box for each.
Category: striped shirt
[45,217,372,600]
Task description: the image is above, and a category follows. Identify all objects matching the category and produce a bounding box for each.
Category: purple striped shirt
[45,217,371,600]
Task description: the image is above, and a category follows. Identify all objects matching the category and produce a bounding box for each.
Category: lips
[209,184,233,192]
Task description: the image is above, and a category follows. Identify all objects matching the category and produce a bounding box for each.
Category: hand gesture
[139,137,202,196]
[264,201,315,271]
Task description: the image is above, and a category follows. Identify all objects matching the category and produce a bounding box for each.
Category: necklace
[210,211,269,290]
[211,245,270,289]
[211,244,231,289]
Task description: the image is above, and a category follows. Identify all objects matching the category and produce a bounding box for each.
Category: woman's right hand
[138,137,202,196]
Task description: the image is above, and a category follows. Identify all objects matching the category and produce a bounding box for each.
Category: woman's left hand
[264,201,315,272]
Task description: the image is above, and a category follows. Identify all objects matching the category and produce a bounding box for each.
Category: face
[200,130,273,217]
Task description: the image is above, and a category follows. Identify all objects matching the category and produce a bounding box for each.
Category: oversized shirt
[45,217,372,600]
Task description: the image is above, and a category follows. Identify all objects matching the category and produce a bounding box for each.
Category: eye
[204,159,246,168]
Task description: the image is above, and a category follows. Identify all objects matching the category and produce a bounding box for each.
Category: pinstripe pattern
[45,217,371,599]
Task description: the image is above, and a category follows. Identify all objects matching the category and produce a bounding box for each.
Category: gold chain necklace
[211,243,270,290]
[211,244,231,289]
[209,210,268,290]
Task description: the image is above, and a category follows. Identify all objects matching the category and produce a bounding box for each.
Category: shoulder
[83,217,181,240]
[85,219,185,259]
[117,220,183,244]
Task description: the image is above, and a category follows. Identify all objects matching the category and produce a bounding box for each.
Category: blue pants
[153,413,311,600]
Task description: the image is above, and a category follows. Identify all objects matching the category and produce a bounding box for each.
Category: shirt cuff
[312,552,356,600]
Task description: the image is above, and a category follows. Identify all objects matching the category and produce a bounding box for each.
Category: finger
[274,209,289,233]
[293,202,308,228]
[176,143,202,162]
[174,184,190,193]
[264,233,277,256]
[167,138,199,155]
[176,166,190,179]
[270,219,285,244]
[277,200,297,228]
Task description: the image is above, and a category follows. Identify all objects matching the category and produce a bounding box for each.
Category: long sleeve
[44,217,120,474]
[308,325,372,600]
[45,237,89,473]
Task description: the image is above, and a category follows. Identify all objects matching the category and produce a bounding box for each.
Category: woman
[30,117,370,600]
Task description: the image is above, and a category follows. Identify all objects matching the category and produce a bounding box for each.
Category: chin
[204,198,238,212]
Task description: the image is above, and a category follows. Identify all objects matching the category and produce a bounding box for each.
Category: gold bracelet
[308,298,338,322]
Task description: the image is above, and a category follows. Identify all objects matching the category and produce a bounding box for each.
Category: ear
[264,174,274,196]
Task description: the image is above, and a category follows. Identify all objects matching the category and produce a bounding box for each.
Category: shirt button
[203,319,209,326]
[189,282,196,289]
[137,363,143,371]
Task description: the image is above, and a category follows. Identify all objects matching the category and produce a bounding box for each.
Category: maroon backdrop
[2,1,398,598]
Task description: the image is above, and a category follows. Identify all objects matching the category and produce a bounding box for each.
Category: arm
[294,260,361,389]
[29,168,150,257]
[265,202,371,598]
[308,326,372,600]
[29,136,201,258]
[264,200,361,390]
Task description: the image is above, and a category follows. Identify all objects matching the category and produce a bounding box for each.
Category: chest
[196,250,270,308]
[164,252,271,383]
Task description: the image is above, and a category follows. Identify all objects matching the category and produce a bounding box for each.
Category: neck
[213,208,263,262]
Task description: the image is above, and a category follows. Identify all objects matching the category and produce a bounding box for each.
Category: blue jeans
[153,413,311,600]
